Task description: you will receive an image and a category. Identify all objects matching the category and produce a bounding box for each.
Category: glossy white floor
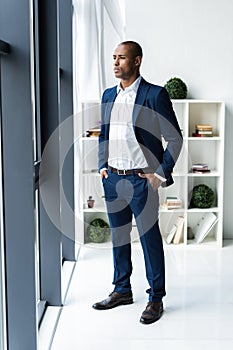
[51,240,233,350]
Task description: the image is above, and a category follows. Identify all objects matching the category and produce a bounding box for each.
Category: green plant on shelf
[190,184,215,208]
[164,77,187,99]
[87,218,110,243]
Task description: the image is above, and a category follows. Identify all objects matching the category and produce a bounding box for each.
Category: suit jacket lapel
[104,87,118,125]
[133,78,150,125]
[104,79,149,126]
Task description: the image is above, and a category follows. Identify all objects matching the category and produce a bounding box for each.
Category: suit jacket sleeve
[98,89,109,172]
[154,87,183,183]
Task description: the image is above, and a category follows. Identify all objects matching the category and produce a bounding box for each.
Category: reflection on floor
[51,240,233,350]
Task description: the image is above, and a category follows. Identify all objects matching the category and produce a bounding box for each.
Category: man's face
[113,44,140,80]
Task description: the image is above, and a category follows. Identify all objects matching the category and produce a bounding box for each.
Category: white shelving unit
[159,99,225,247]
[75,101,108,244]
[75,100,225,247]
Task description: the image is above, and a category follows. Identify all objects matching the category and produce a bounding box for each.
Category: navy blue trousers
[102,170,166,302]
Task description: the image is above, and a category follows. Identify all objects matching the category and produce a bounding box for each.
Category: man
[92,41,183,324]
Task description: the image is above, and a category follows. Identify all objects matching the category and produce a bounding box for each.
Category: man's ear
[135,56,142,67]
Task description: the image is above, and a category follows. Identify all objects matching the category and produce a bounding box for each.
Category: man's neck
[120,73,140,90]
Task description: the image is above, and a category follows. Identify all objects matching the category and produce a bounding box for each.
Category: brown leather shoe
[92,291,133,310]
[140,301,163,324]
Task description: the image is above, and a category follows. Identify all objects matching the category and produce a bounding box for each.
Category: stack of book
[166,216,184,244]
[192,124,213,137]
[191,163,210,174]
[86,126,101,137]
[164,197,182,210]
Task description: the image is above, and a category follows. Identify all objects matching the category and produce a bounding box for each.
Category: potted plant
[87,218,110,243]
[164,77,188,99]
[190,184,215,208]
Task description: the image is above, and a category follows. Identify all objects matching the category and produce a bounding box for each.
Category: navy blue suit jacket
[98,78,183,187]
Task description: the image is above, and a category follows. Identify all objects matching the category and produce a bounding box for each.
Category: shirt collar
[117,75,142,94]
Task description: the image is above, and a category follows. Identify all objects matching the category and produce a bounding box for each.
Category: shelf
[187,171,220,177]
[172,99,224,103]
[188,207,219,213]
[83,206,106,213]
[159,207,185,213]
[163,241,186,248]
[164,238,220,248]
[188,137,221,141]
[82,136,99,141]
[172,172,186,177]
[83,170,99,176]
[84,240,112,249]
[164,237,220,248]
[187,236,220,247]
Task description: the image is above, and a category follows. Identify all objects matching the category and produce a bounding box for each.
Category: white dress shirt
[108,76,149,170]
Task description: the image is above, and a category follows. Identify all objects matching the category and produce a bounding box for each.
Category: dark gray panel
[58,0,76,261]
[38,0,62,306]
[0,0,37,349]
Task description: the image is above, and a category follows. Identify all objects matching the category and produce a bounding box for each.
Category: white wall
[121,0,232,238]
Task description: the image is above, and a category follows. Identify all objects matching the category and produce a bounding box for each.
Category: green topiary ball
[190,184,215,208]
[87,218,110,243]
[164,77,187,99]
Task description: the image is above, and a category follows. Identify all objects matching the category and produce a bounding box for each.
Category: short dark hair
[118,41,143,58]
